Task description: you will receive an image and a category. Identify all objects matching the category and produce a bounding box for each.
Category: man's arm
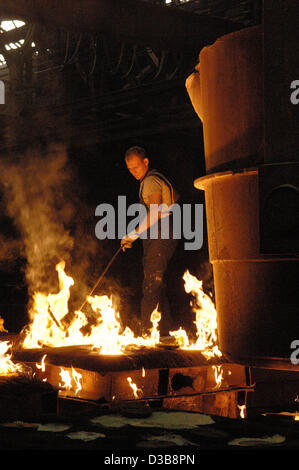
[135,192,163,235]
[121,193,163,251]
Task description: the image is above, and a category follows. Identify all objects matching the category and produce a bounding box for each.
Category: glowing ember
[127,377,143,399]
[170,270,222,359]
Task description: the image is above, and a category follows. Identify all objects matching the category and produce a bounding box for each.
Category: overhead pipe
[0,0,243,52]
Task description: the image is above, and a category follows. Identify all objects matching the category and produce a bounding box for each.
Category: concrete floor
[0,404,298,458]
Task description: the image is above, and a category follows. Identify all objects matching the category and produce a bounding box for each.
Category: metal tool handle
[78,246,122,313]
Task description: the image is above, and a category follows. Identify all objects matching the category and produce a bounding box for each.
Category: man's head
[125,146,149,181]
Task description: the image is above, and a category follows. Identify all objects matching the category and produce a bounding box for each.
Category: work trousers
[141,234,177,336]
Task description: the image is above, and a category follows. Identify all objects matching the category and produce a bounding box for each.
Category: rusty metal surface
[13,344,228,372]
[31,361,251,403]
[12,345,252,404]
[163,390,245,419]
[168,364,249,396]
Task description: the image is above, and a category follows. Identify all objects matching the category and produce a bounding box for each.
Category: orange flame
[213,365,224,388]
[59,367,72,390]
[58,366,82,395]
[22,263,222,359]
[36,354,47,372]
[170,271,222,359]
[22,261,163,353]
[238,404,246,419]
[0,341,25,375]
[127,376,143,399]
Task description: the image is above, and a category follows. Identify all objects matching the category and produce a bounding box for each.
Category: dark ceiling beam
[0,0,243,52]
[0,23,28,47]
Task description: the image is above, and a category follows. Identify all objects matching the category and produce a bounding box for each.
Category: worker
[121,146,179,337]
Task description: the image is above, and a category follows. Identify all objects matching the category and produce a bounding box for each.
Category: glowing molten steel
[22,262,222,358]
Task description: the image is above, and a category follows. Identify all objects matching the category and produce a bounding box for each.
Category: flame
[22,263,221,360]
[238,404,246,419]
[58,366,82,395]
[212,365,224,388]
[71,367,82,395]
[127,377,143,399]
[59,367,72,390]
[0,316,8,333]
[35,354,48,381]
[0,316,24,375]
[0,341,25,375]
[22,261,163,354]
[168,327,190,349]
[149,306,161,344]
[170,271,222,359]
[22,261,74,349]
[36,354,47,372]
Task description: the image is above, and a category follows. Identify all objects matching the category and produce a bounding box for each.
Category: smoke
[0,141,101,314]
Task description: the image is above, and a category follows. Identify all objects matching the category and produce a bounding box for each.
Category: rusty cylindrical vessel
[187,25,299,370]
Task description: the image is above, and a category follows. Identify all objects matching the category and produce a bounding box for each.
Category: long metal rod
[48,309,64,331]
[78,246,122,313]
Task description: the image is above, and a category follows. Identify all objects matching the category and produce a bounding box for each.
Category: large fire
[20,261,221,358]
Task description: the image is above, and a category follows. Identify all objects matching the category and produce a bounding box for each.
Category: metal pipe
[78,246,122,313]
[0,0,243,52]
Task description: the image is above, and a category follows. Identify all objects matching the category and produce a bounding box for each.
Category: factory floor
[0,404,298,460]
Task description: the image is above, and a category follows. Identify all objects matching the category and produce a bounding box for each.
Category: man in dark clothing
[121,146,179,336]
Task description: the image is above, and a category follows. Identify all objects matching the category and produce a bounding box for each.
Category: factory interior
[0,0,298,458]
